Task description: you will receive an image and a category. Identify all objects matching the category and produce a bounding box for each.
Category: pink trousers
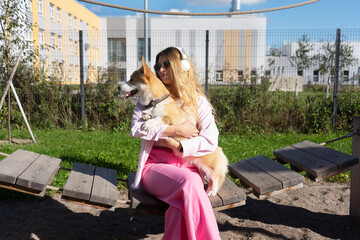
[141,147,221,240]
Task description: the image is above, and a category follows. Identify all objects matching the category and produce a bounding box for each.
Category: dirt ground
[0,180,359,240]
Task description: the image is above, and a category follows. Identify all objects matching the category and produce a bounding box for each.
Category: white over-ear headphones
[175,47,190,72]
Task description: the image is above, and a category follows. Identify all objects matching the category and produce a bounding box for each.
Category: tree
[289,34,314,78]
[0,0,34,83]
[0,0,37,142]
[315,41,357,98]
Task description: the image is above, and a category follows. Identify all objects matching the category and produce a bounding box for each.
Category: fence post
[79,30,85,127]
[332,28,341,130]
[205,30,209,97]
[350,116,360,225]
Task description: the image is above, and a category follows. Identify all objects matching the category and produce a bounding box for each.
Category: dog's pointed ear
[142,56,151,76]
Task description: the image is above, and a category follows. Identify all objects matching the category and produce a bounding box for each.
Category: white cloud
[169,8,190,13]
[185,0,266,6]
[161,9,191,17]
[91,6,102,12]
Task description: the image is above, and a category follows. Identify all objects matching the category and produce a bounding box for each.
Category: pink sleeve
[130,100,168,141]
[180,96,219,157]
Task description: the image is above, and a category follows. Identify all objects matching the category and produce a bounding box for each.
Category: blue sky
[79,0,359,30]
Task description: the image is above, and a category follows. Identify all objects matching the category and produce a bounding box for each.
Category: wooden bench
[273,140,359,182]
[127,172,246,216]
[0,149,61,197]
[229,155,304,199]
[62,162,118,209]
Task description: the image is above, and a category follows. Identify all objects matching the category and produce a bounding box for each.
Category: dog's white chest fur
[141,101,167,131]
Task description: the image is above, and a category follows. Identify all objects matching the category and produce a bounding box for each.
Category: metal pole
[205,30,209,96]
[144,0,148,63]
[332,28,341,130]
[79,30,85,127]
[8,88,11,143]
[0,48,24,111]
[10,82,36,144]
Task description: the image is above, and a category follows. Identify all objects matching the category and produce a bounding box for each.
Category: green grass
[0,129,354,195]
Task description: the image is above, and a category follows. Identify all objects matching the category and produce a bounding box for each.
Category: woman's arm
[179,96,219,158]
[130,100,199,141]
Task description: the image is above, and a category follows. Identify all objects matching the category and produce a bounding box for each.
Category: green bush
[1,65,359,134]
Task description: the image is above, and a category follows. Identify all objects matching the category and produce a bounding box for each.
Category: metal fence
[39,28,360,88]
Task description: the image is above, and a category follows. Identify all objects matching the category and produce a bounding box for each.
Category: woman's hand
[174,120,199,139]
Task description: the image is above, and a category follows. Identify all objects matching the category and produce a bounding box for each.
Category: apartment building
[266,41,360,85]
[25,0,100,84]
[100,15,267,84]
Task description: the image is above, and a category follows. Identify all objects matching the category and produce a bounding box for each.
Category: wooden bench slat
[215,176,246,206]
[292,140,358,170]
[273,145,338,178]
[0,149,40,184]
[90,167,118,206]
[249,155,304,189]
[63,163,95,201]
[229,158,282,194]
[128,172,246,215]
[128,172,168,215]
[16,154,61,192]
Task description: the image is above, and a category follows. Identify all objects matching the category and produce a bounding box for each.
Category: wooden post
[8,88,11,143]
[350,116,360,224]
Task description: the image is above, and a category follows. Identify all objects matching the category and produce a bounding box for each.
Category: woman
[130,47,221,240]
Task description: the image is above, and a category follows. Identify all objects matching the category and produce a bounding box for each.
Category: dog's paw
[207,190,217,197]
[142,114,152,121]
[141,120,157,131]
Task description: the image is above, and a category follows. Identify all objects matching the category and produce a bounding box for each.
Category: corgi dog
[120,57,228,197]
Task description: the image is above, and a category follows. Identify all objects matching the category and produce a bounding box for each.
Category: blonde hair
[155,47,206,123]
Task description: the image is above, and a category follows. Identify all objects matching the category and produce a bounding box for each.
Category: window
[108,38,126,62]
[51,34,56,48]
[58,36,62,51]
[56,8,61,23]
[25,0,31,11]
[74,17,77,31]
[238,70,244,81]
[69,65,73,82]
[69,40,73,54]
[215,71,223,81]
[50,4,55,21]
[137,38,151,62]
[38,0,43,16]
[74,41,78,55]
[343,70,349,81]
[25,29,33,42]
[58,62,64,80]
[297,70,303,76]
[68,14,72,29]
[313,70,319,82]
[39,30,45,48]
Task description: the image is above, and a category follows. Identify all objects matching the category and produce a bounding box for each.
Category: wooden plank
[229,158,282,195]
[128,172,246,215]
[0,180,47,197]
[16,154,61,192]
[90,167,118,206]
[63,162,95,201]
[215,176,246,206]
[0,149,40,184]
[127,172,168,216]
[256,183,304,200]
[273,145,338,178]
[350,116,360,222]
[250,155,304,189]
[293,140,358,170]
